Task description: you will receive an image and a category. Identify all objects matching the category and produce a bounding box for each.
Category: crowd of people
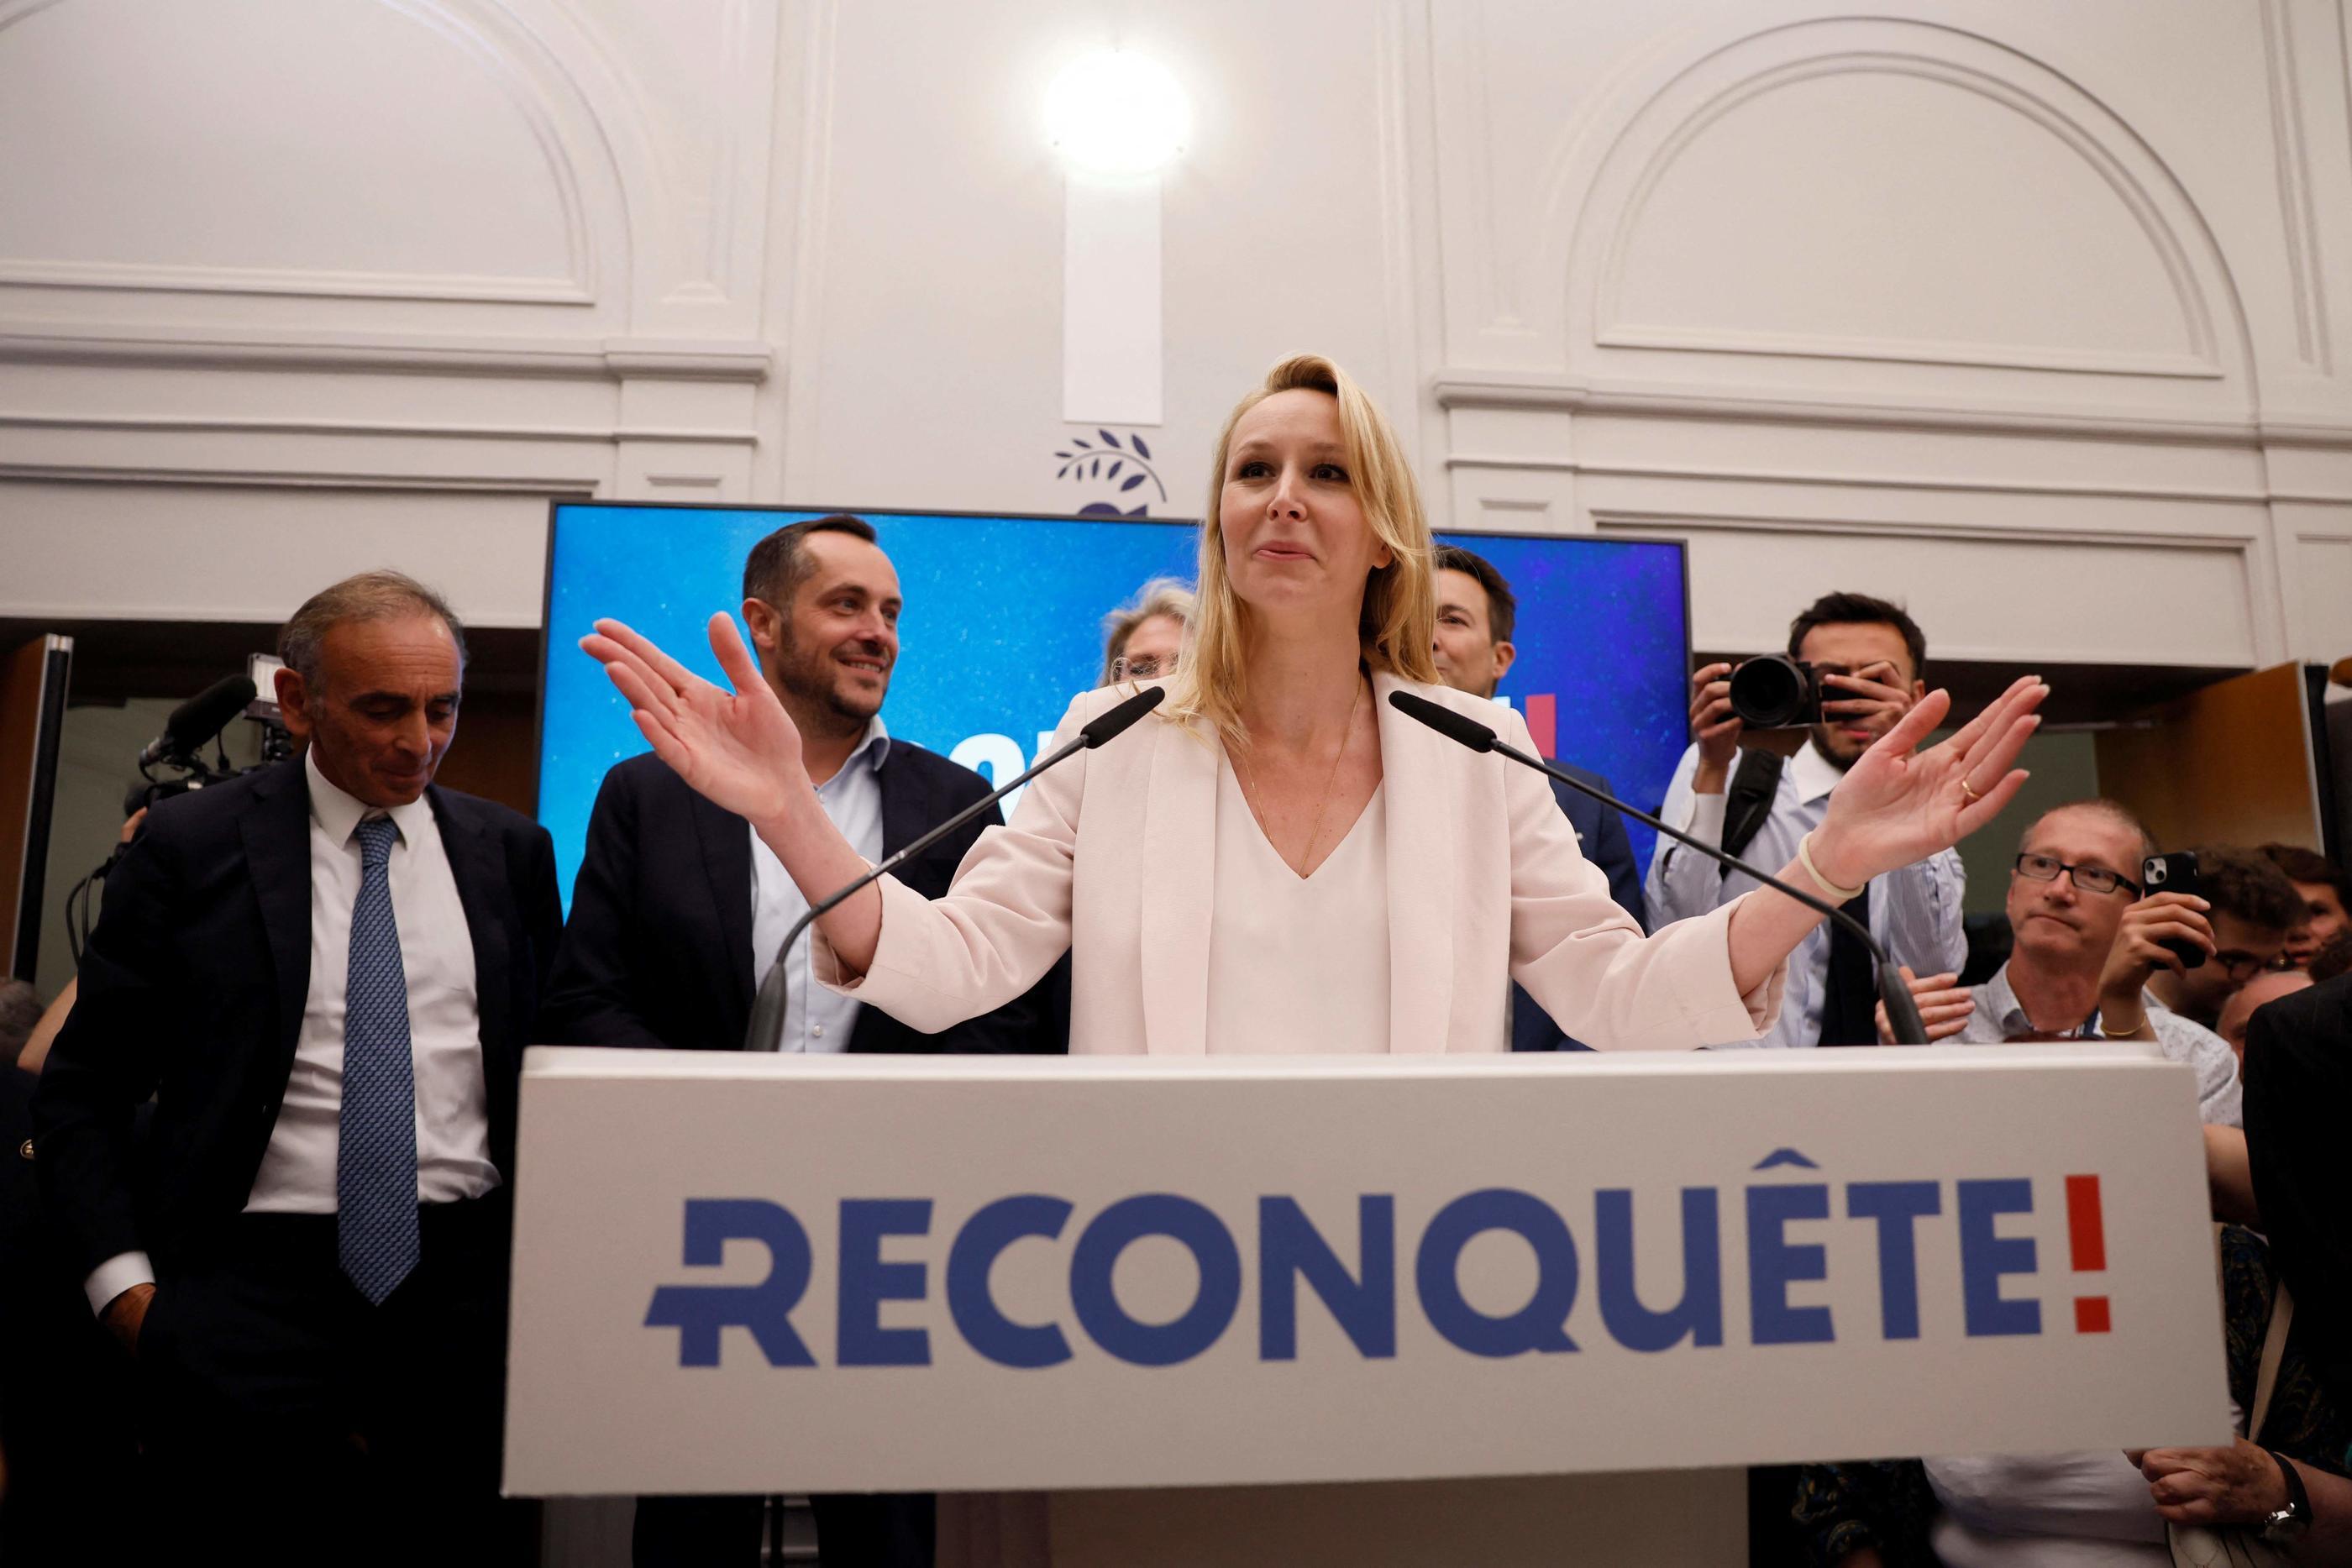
[0,351,2346,1567]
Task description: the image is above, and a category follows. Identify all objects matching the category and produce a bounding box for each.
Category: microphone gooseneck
[742,684,1167,1053]
[1386,690,1929,1046]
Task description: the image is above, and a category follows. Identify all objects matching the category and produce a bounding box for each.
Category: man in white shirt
[1646,592,1965,1046]
[34,572,561,1565]
[1887,798,2243,1125]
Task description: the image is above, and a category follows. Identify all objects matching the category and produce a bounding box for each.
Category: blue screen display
[538,505,1688,909]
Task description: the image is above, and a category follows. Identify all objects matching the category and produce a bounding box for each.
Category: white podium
[504,1046,2229,1565]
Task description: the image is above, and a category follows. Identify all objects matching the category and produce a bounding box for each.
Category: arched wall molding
[1485,13,2258,408]
[0,0,653,319]
[1593,52,2223,380]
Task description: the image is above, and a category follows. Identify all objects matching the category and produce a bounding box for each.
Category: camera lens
[1728,655,1812,729]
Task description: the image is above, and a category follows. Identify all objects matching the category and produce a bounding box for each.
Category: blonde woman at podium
[582,355,2045,1055]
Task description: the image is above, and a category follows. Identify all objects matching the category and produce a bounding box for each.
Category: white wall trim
[1429,371,2352,448]
[0,259,596,305]
[2261,0,2333,374]
[0,464,600,493]
[1593,323,2222,381]
[1445,454,2282,508]
[0,412,759,445]
[0,0,611,308]
[0,328,771,380]
[1586,506,2257,553]
[1589,42,2226,378]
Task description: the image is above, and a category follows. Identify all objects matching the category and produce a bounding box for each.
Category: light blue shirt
[1645,736,1966,1048]
[750,717,890,1054]
[1948,962,2243,1126]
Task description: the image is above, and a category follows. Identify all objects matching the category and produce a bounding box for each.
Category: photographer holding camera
[1645,591,1965,1047]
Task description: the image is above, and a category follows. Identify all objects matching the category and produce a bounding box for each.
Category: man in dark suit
[34,572,559,1566]
[543,514,1062,1568]
[2243,972,2352,1420]
[1428,546,1649,1052]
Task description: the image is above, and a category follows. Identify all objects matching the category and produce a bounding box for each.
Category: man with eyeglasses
[1882,799,2242,1124]
[1099,578,1192,686]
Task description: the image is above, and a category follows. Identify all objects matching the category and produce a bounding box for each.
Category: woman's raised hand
[1813,675,2048,887]
[580,614,808,827]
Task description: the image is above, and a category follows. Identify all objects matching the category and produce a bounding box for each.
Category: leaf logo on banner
[1052,427,1169,511]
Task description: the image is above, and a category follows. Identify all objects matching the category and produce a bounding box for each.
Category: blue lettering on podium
[838,1198,933,1366]
[643,1169,2076,1367]
[644,1198,816,1367]
[1415,1189,1579,1356]
[947,1195,1075,1368]
[1847,1181,1941,1340]
[1746,1183,1835,1345]
[1069,1194,1243,1366]
[1259,1195,1397,1361]
[1596,1188,1723,1351]
[1959,1178,2041,1337]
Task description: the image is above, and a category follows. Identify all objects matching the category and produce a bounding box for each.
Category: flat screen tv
[538,504,1690,909]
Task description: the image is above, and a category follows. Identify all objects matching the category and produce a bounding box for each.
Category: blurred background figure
[1427,543,1647,1051]
[2262,844,2350,972]
[2145,847,2301,1030]
[2218,968,2313,1067]
[1099,577,1193,685]
[3,974,143,1567]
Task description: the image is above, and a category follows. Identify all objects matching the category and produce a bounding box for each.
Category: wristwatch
[2259,1448,2313,1543]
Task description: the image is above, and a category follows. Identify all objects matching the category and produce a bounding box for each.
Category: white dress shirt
[750,718,889,1054]
[84,749,496,1314]
[1205,759,1390,1054]
[1644,737,1966,1048]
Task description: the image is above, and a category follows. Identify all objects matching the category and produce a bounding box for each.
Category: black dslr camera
[71,658,296,963]
[1726,654,1823,730]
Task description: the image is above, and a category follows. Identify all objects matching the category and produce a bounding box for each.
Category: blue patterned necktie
[339,815,421,1304]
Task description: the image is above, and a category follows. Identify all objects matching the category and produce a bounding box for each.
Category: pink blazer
[820,671,1782,1053]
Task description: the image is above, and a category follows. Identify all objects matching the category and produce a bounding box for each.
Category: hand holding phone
[2139,852,2208,971]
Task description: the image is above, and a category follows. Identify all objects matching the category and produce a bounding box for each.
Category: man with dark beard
[542,514,1058,1568]
[1645,591,1966,1048]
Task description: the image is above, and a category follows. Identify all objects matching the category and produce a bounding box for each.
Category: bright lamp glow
[1045,51,1189,176]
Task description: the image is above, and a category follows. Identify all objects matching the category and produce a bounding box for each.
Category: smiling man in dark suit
[1429,544,1649,1052]
[34,571,559,1565]
[543,513,1063,1568]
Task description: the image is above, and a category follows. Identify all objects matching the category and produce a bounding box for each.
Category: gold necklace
[1233,674,1367,876]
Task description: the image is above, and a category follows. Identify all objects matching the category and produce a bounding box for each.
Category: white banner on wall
[503,1046,2228,1497]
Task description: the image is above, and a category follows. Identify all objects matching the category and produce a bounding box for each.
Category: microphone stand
[1388,691,1930,1045]
[742,685,1166,1053]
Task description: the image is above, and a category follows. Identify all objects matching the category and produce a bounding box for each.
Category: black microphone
[139,674,259,768]
[1387,690,1930,1046]
[742,684,1168,1052]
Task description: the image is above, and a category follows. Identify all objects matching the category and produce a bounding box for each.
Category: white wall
[4,0,2352,672]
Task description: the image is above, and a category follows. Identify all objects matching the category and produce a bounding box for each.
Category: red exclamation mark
[1525,692,1557,760]
[2066,1174,2110,1333]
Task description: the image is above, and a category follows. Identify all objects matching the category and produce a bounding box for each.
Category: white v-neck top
[1204,754,1390,1054]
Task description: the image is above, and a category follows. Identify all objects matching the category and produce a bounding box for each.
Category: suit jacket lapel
[241,761,314,1088]
[874,747,927,860]
[1138,715,1217,1054]
[1373,674,1456,1053]
[689,785,756,1015]
[430,789,512,1061]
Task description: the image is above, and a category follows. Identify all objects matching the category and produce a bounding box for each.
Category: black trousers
[139,1195,533,1567]
[633,1492,936,1567]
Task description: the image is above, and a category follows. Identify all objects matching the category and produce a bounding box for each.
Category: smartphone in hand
[2140,851,2206,971]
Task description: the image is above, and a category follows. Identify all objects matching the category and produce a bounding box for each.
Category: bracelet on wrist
[1797,831,1866,904]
